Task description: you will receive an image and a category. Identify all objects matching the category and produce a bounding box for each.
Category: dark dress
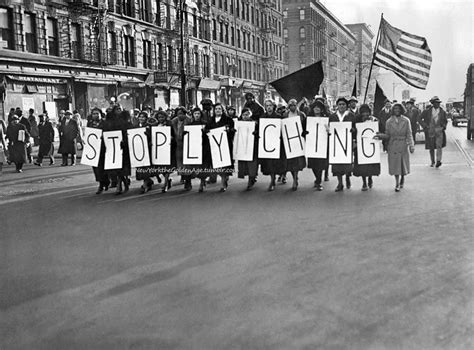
[259,112,287,175]
[87,119,109,185]
[353,116,381,177]
[58,119,79,155]
[328,111,356,176]
[6,123,29,164]
[206,115,235,176]
[38,121,55,158]
[284,112,307,172]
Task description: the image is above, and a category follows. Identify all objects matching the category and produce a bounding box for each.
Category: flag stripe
[374,57,428,88]
[378,46,431,72]
[374,18,432,89]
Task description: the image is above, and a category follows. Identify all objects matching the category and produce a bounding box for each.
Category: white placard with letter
[81,127,102,167]
[356,122,381,165]
[329,122,352,164]
[258,118,281,159]
[183,125,203,165]
[103,130,123,170]
[127,128,150,168]
[281,116,305,159]
[305,117,329,159]
[151,126,171,165]
[233,120,256,161]
[208,126,231,168]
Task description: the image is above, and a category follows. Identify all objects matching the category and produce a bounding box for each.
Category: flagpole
[363,13,384,104]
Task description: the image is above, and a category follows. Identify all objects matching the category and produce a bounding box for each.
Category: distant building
[283,0,357,105]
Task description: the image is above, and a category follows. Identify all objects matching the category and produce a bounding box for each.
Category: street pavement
[1,123,473,349]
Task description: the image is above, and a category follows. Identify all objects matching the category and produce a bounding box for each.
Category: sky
[319,0,474,103]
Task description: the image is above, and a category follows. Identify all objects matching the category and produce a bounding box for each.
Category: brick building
[283,0,357,105]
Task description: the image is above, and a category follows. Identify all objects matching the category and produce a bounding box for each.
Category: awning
[74,75,118,85]
[119,77,146,88]
[6,74,68,84]
[198,78,221,90]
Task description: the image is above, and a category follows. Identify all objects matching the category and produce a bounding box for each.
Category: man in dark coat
[419,96,448,167]
[58,110,79,166]
[405,99,421,143]
[6,115,30,172]
[200,98,213,124]
[377,99,392,152]
[17,109,33,163]
[243,93,265,121]
[35,114,55,166]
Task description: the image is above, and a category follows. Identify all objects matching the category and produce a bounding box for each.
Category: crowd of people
[0,94,448,194]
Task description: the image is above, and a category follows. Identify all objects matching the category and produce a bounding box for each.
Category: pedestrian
[0,119,6,174]
[34,114,55,166]
[378,99,392,152]
[419,96,448,168]
[206,103,235,192]
[171,106,194,190]
[18,109,33,163]
[375,103,415,192]
[28,109,39,146]
[243,92,265,120]
[405,98,420,142]
[6,115,29,173]
[328,97,357,192]
[259,99,287,191]
[306,100,329,191]
[283,99,307,191]
[237,108,259,190]
[353,104,380,191]
[87,108,110,194]
[188,107,211,192]
[72,111,84,150]
[58,110,79,166]
[7,108,16,124]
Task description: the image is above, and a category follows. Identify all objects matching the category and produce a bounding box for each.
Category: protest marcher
[58,110,79,166]
[206,103,235,192]
[284,99,307,191]
[188,107,211,192]
[405,98,420,142]
[275,103,288,184]
[353,104,380,191]
[259,99,287,191]
[28,109,39,146]
[87,108,110,194]
[328,97,356,192]
[6,115,29,173]
[131,108,141,127]
[307,100,329,191]
[155,110,175,192]
[375,103,415,192]
[243,92,265,120]
[378,99,392,152]
[34,114,55,166]
[171,106,194,190]
[237,108,259,190]
[72,111,84,150]
[134,111,154,193]
[227,106,237,119]
[18,109,33,163]
[348,96,359,117]
[419,96,448,168]
[200,99,214,124]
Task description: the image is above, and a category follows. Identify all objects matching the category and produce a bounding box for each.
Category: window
[230,0,234,14]
[283,28,288,39]
[167,45,174,71]
[220,54,225,74]
[123,0,134,17]
[219,22,224,42]
[237,29,240,48]
[218,0,222,9]
[155,0,162,26]
[194,52,199,76]
[47,18,58,56]
[300,45,305,54]
[203,54,210,77]
[251,6,254,24]
[230,26,234,46]
[212,19,217,40]
[157,43,163,69]
[213,53,218,74]
[107,30,117,64]
[0,8,13,49]
[238,59,242,78]
[24,13,37,53]
[236,0,239,18]
[257,37,260,54]
[299,9,305,20]
[143,40,152,69]
[124,35,136,66]
[247,33,250,51]
[241,2,245,18]
[299,27,305,39]
[71,23,81,59]
[139,0,151,22]
[225,24,229,44]
[252,34,255,52]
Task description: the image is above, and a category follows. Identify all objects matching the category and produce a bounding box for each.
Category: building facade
[345,22,377,101]
[283,0,357,105]
[0,0,286,122]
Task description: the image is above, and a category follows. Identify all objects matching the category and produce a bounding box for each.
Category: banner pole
[363,14,384,104]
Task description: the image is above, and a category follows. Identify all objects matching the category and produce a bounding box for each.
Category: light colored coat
[381,116,414,175]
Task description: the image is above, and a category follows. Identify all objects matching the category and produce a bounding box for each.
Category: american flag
[373,18,432,89]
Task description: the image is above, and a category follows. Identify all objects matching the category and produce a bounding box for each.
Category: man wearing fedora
[419,96,448,167]
[405,98,421,143]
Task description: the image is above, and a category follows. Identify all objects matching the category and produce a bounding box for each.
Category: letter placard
[329,122,352,164]
[208,126,231,168]
[233,121,256,161]
[305,117,329,159]
[357,122,381,165]
[151,126,171,165]
[282,116,305,159]
[183,125,203,165]
[103,130,123,170]
[258,118,281,159]
[127,128,150,168]
[81,127,102,167]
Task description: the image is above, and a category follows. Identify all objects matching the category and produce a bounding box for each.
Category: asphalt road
[1,123,473,349]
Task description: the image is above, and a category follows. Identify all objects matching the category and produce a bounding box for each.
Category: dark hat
[405,99,414,105]
[245,92,255,99]
[349,96,358,103]
[200,98,213,105]
[430,96,441,103]
[227,105,236,111]
[310,100,326,113]
[65,110,73,115]
[336,97,348,105]
[155,110,168,119]
[358,104,372,115]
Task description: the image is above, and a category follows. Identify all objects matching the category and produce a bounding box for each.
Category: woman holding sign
[87,108,110,194]
[307,100,329,191]
[259,99,287,191]
[353,104,380,191]
[328,97,357,192]
[237,108,259,190]
[188,108,211,193]
[171,107,193,191]
[155,110,176,193]
[206,103,235,192]
[375,103,415,192]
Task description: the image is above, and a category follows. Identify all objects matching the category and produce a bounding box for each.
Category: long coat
[6,123,29,164]
[58,119,79,155]
[328,111,356,176]
[381,116,414,176]
[419,107,447,150]
[38,121,55,157]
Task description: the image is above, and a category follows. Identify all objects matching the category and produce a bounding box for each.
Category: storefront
[197,78,221,105]
[73,75,118,117]
[118,78,146,111]
[1,73,72,123]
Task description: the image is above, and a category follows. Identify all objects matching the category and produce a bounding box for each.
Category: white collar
[336,110,349,121]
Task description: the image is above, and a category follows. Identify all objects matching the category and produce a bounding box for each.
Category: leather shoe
[435,161,442,168]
